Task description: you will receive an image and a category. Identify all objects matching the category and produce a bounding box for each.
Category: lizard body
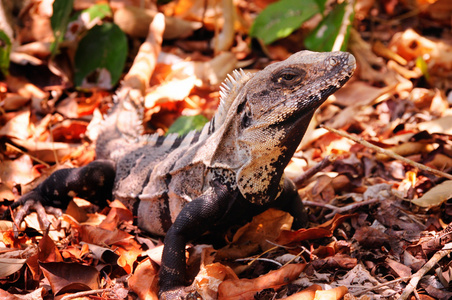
[7,50,355,298]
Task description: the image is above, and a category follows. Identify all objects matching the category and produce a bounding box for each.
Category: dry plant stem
[354,276,410,296]
[60,289,112,300]
[322,125,452,180]
[303,198,379,219]
[399,242,452,300]
[5,142,50,167]
[293,154,336,188]
[332,0,354,51]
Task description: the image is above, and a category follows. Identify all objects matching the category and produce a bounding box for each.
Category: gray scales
[7,50,356,299]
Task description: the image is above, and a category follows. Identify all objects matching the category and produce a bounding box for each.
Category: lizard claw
[5,191,62,238]
[159,287,200,300]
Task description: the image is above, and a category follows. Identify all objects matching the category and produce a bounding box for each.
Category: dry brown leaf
[114,6,201,40]
[0,110,30,140]
[38,234,63,263]
[128,258,159,300]
[417,115,452,135]
[39,261,99,296]
[116,245,143,274]
[386,258,412,278]
[411,180,452,207]
[284,284,322,300]
[78,225,133,246]
[276,214,354,245]
[0,287,44,300]
[193,262,238,299]
[313,286,349,300]
[217,263,306,300]
[217,208,293,259]
[0,155,35,185]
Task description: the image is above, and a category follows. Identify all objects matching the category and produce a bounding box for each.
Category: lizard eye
[279,73,297,82]
[272,68,305,85]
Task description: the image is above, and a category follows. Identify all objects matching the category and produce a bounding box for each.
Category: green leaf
[74,23,127,88]
[250,0,320,45]
[167,115,209,136]
[314,0,328,15]
[304,1,354,52]
[0,31,11,75]
[416,56,430,80]
[82,3,112,22]
[50,0,74,55]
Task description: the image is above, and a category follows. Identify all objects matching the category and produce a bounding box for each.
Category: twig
[5,142,50,167]
[303,198,379,219]
[399,242,452,300]
[293,154,337,188]
[353,276,410,296]
[322,125,452,180]
[60,288,112,300]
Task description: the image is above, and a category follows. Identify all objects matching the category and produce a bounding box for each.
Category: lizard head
[235,50,356,204]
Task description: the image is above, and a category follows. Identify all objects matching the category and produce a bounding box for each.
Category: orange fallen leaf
[217,263,306,300]
[285,284,322,300]
[217,208,293,260]
[276,214,354,245]
[128,258,159,300]
[313,286,348,300]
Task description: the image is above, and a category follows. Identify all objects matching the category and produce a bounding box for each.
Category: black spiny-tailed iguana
[6,49,355,298]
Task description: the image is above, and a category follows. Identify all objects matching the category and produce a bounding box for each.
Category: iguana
[6,49,355,298]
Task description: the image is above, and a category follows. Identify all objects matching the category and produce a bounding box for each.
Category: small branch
[6,142,50,167]
[322,125,452,180]
[60,288,112,300]
[303,199,379,219]
[352,276,410,296]
[399,243,452,299]
[293,154,336,188]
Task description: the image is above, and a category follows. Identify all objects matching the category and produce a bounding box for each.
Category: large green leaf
[83,3,112,22]
[250,0,320,45]
[50,0,74,55]
[0,31,11,75]
[304,1,354,52]
[167,115,209,136]
[74,23,127,88]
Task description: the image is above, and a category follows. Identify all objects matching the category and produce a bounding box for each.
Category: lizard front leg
[159,180,235,299]
[4,160,116,235]
[275,178,308,229]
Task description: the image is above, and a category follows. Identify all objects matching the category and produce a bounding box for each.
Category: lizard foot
[4,191,63,237]
[159,287,201,300]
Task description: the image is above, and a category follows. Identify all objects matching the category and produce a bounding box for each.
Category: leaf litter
[1,0,452,299]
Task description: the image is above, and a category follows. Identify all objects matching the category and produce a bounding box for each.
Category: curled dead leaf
[217,263,306,300]
[411,180,452,207]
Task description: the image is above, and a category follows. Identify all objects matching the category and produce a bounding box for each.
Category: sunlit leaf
[305,1,353,52]
[167,115,209,136]
[416,56,430,80]
[250,0,320,44]
[0,31,11,75]
[411,180,452,208]
[51,0,74,55]
[74,23,127,88]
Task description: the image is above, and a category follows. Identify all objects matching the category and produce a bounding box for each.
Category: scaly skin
[6,50,356,299]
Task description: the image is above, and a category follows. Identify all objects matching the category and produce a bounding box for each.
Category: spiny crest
[136,69,252,151]
[215,69,251,131]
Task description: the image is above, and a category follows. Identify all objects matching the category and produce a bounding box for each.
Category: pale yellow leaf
[412,180,452,207]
